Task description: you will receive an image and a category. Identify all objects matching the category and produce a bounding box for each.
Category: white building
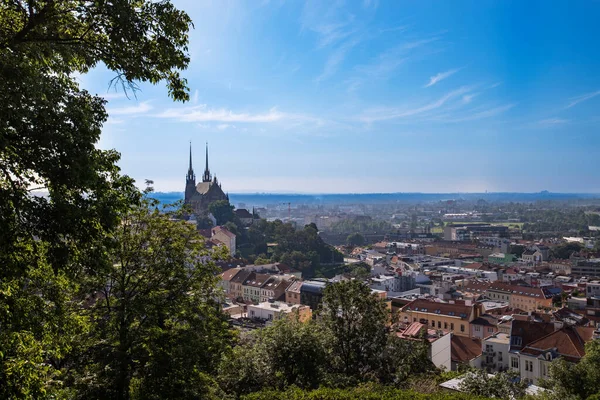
[480,332,510,372]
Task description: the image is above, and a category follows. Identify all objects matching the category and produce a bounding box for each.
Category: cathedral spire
[186,141,195,182]
[202,142,212,182]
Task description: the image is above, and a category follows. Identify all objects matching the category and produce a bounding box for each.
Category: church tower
[184,142,196,204]
[202,142,212,183]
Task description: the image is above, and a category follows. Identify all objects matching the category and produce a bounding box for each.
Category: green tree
[319,280,389,381]
[1,0,193,396]
[347,233,366,247]
[218,316,331,397]
[72,200,232,400]
[545,340,600,399]
[458,370,527,399]
[551,242,583,259]
[209,200,235,225]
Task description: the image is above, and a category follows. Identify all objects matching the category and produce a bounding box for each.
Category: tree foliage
[0,1,195,396]
[544,340,600,400]
[346,233,366,247]
[458,370,527,399]
[209,200,236,226]
[70,200,232,400]
[319,280,390,380]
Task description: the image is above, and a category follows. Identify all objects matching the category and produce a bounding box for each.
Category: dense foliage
[329,217,393,235]
[218,281,434,398]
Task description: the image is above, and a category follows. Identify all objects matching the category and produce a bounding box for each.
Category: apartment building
[398,299,482,337]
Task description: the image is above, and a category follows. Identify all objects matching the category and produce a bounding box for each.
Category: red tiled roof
[401,299,473,320]
[520,326,595,362]
[451,335,482,362]
[212,226,236,238]
[220,267,242,282]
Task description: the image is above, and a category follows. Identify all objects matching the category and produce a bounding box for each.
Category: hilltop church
[184,143,229,216]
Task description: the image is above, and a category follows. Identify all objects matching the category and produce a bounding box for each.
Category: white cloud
[566,90,600,109]
[539,118,569,125]
[107,101,152,116]
[444,104,515,122]
[315,40,357,82]
[217,124,236,130]
[360,86,471,122]
[192,89,199,104]
[462,93,478,104]
[425,68,460,88]
[158,105,292,123]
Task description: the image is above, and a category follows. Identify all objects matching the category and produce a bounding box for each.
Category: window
[460,324,465,332]
[451,323,454,330]
[250,310,255,317]
[541,362,547,376]
[511,357,519,369]
[431,320,435,327]
[475,325,481,332]
[438,321,441,328]
[444,322,448,329]
[498,352,503,361]
[488,327,494,333]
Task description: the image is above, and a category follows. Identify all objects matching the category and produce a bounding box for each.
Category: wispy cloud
[425,68,460,88]
[157,105,287,123]
[539,118,569,125]
[192,90,199,105]
[217,124,236,130]
[443,104,515,123]
[300,1,356,48]
[566,90,600,109]
[363,0,379,9]
[359,86,471,122]
[107,101,152,116]
[315,40,358,82]
[462,93,478,104]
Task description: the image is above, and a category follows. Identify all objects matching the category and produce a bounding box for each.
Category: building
[229,269,253,300]
[480,332,510,372]
[301,279,328,310]
[219,267,242,296]
[485,282,558,312]
[471,314,499,339]
[285,281,303,304]
[488,253,517,264]
[587,281,600,297]
[259,276,290,303]
[247,301,312,323]
[444,224,509,241]
[184,143,229,216]
[234,208,256,226]
[572,258,600,277]
[398,299,482,337]
[522,249,544,263]
[211,226,236,257]
[450,335,482,370]
[511,323,595,384]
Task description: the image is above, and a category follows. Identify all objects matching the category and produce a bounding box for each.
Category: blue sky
[81,0,600,193]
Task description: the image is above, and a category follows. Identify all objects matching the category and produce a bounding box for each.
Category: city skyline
[79,0,600,193]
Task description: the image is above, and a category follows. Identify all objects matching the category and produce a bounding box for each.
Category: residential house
[242,273,271,303]
[522,249,543,263]
[480,332,510,372]
[228,269,253,300]
[471,314,499,339]
[211,226,236,257]
[398,299,482,337]
[259,277,290,303]
[508,320,556,383]
[247,301,312,323]
[234,208,255,226]
[451,335,482,370]
[285,280,303,304]
[219,267,242,297]
[517,325,595,384]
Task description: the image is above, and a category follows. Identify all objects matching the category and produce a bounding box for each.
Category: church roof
[195,182,215,195]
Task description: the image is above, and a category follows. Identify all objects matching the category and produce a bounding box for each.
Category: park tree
[209,200,236,225]
[319,280,389,381]
[0,0,193,396]
[347,232,366,247]
[545,340,600,399]
[459,370,527,399]
[71,199,232,400]
[218,316,331,397]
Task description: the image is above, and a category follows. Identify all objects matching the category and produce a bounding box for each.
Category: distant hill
[150,191,600,207]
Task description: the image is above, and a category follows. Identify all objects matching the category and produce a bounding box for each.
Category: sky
[81,0,600,194]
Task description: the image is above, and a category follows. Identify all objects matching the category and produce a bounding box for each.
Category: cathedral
[184,143,229,216]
